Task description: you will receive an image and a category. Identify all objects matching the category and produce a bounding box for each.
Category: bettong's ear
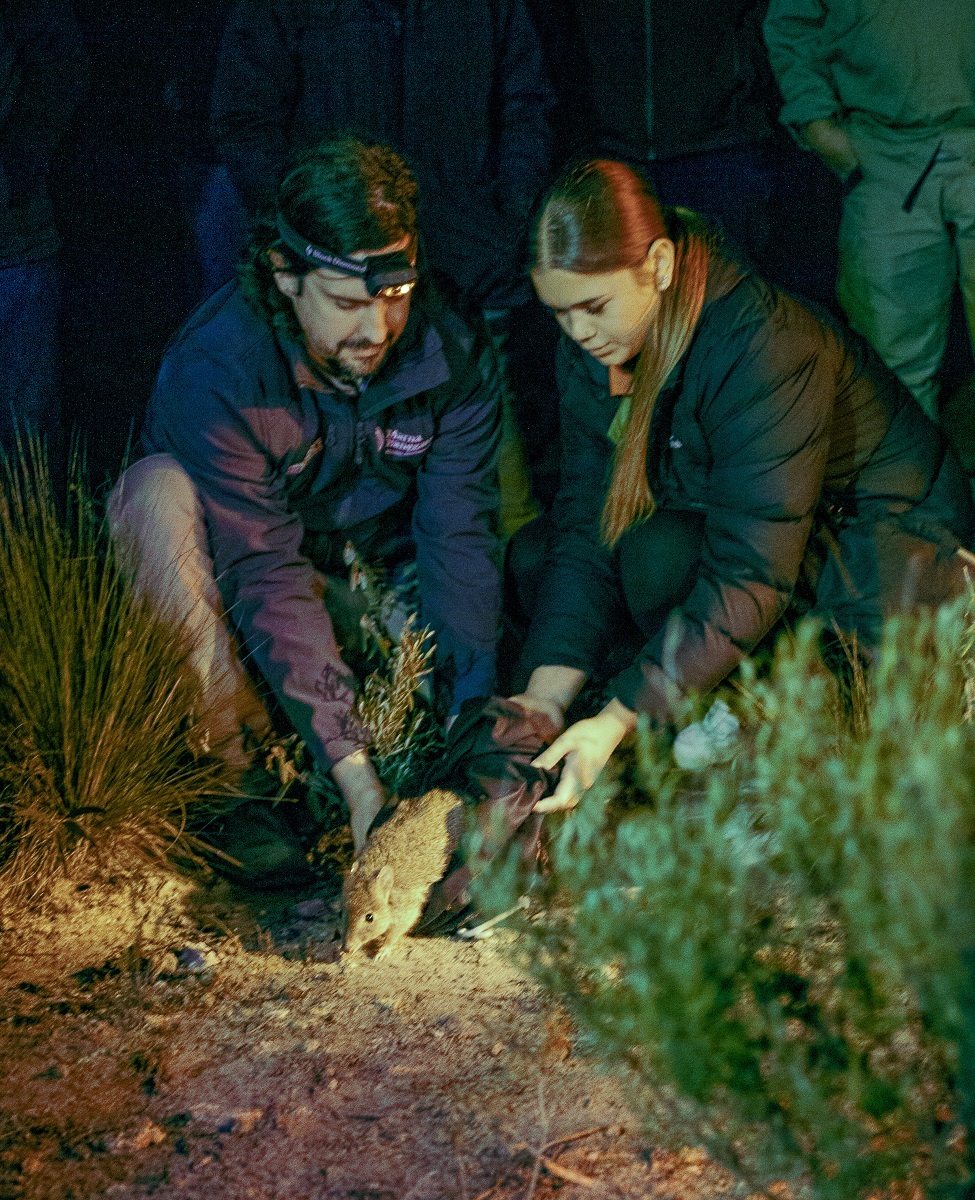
[376,864,395,903]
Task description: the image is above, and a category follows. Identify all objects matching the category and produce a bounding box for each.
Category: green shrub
[480,605,975,1199]
[0,443,233,904]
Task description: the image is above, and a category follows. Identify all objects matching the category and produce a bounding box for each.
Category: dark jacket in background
[521,246,974,721]
[0,0,86,265]
[209,0,555,308]
[144,283,503,768]
[564,0,773,162]
[160,0,233,164]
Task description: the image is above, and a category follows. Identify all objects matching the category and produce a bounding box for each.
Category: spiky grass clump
[0,444,233,904]
[355,615,440,794]
[479,603,975,1199]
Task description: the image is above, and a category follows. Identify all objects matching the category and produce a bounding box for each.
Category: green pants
[838,126,975,419]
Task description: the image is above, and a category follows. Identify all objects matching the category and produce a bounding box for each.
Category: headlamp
[275,214,418,298]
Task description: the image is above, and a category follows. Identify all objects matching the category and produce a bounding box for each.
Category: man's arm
[763,0,858,178]
[147,350,384,848]
[209,0,295,213]
[493,0,556,223]
[412,329,504,715]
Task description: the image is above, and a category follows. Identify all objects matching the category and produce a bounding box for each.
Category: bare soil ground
[0,877,741,1200]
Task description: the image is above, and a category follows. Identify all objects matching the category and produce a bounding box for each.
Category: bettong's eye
[364,913,374,923]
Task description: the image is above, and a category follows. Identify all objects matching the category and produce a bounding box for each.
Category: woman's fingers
[534,756,584,811]
[531,732,571,771]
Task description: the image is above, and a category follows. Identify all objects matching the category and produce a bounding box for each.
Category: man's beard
[315,337,393,389]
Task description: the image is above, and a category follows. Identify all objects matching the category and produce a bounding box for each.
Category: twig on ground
[401,1169,437,1200]
[453,1130,469,1200]
[513,1124,610,1155]
[537,1153,599,1186]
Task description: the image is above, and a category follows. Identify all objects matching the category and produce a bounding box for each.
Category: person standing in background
[0,0,87,455]
[557,0,777,270]
[160,0,239,303]
[764,0,975,421]
[209,0,557,534]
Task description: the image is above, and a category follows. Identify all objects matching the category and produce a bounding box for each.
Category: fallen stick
[539,1154,599,1187]
[542,1124,610,1153]
[513,1124,610,1154]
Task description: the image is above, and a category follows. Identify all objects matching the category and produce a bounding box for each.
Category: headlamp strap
[275,214,368,276]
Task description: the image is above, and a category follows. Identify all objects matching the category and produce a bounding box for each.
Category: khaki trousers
[838,126,975,419]
[107,454,273,770]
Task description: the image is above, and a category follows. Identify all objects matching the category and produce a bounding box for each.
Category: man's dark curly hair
[239,138,420,338]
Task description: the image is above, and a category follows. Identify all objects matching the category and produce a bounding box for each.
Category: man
[109,140,502,885]
[0,0,87,453]
[764,0,975,419]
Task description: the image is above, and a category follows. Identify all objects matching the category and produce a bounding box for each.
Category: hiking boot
[209,800,313,889]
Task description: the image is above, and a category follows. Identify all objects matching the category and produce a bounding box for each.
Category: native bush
[480,605,975,1199]
[0,443,233,904]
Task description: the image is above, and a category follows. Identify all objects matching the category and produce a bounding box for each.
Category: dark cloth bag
[418,696,561,922]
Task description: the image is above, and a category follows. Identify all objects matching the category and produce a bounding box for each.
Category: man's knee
[108,454,203,550]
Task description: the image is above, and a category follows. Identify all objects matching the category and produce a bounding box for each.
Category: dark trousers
[0,258,61,457]
[504,508,706,691]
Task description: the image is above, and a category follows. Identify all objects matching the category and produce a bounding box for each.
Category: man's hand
[530,698,637,813]
[332,749,386,855]
[804,118,860,181]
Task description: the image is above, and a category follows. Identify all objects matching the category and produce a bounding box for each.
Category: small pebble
[175,947,216,975]
[490,1042,503,1056]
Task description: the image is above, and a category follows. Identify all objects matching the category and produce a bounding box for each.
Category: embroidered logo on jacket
[286,438,323,476]
[382,429,432,458]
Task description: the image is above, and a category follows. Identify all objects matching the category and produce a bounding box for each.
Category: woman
[513,160,974,809]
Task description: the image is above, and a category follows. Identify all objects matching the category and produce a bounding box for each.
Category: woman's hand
[508,664,587,735]
[531,698,637,812]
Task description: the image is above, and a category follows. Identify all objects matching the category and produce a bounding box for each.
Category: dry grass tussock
[0,442,235,923]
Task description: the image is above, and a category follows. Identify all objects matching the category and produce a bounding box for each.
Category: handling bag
[417,696,561,925]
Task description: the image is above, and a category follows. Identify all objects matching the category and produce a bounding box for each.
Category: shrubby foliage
[481,605,975,1199]
[0,444,233,903]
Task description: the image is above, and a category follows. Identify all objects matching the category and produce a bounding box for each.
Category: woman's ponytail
[600,213,712,547]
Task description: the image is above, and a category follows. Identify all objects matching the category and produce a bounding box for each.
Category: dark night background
[47,0,973,486]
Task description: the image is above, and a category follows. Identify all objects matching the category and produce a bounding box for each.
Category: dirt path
[0,894,739,1200]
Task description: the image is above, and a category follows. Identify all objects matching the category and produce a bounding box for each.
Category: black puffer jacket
[210,0,555,307]
[521,250,975,720]
[0,0,87,265]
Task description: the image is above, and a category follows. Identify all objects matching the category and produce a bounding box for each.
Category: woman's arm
[516,343,626,683]
[608,294,835,721]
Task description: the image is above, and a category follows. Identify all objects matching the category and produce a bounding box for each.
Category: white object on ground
[672,699,741,771]
[456,896,530,941]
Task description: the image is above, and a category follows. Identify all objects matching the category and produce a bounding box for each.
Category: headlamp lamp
[275,214,418,298]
